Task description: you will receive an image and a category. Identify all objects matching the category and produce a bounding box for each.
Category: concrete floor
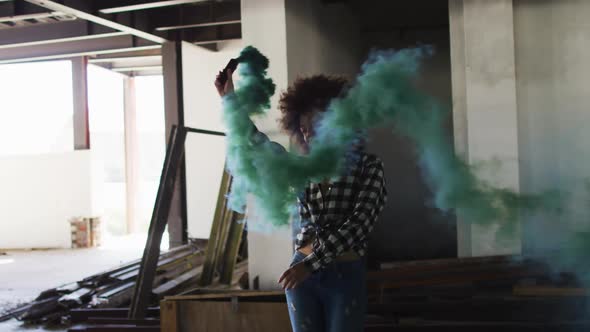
[0,234,162,332]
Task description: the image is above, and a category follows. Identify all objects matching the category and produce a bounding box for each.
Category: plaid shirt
[248,124,387,271]
[296,152,387,272]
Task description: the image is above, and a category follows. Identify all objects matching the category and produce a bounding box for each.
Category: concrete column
[513,0,590,254]
[123,77,138,234]
[71,56,90,150]
[162,41,188,248]
[449,0,521,257]
[241,0,292,291]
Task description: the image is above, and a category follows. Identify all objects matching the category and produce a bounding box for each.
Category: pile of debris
[365,255,590,331]
[1,244,205,325]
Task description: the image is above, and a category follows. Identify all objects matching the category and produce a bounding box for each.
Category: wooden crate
[160,290,291,332]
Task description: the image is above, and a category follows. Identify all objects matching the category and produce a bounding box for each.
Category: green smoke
[222,46,559,228]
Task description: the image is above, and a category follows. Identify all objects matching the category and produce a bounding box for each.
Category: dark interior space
[341,0,456,263]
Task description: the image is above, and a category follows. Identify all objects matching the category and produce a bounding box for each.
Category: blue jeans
[285,251,367,332]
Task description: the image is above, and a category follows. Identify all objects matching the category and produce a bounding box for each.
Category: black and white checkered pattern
[247,123,387,272]
[296,152,387,272]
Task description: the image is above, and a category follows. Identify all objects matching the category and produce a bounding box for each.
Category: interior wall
[240,0,456,287]
[449,0,523,257]
[286,0,457,263]
[513,0,590,254]
[354,1,457,262]
[0,151,101,249]
[285,0,457,263]
[241,0,293,290]
[285,0,362,80]
[182,41,242,239]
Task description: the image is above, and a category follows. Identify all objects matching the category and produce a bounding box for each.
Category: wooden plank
[212,199,234,281]
[70,308,159,324]
[177,301,290,332]
[83,245,191,284]
[365,322,590,332]
[160,300,179,332]
[69,325,160,331]
[86,317,160,325]
[369,267,548,291]
[368,262,549,290]
[368,296,588,322]
[152,266,203,297]
[199,170,232,286]
[379,255,516,270]
[513,285,590,297]
[164,290,285,301]
[219,212,245,284]
[369,259,546,281]
[129,125,188,319]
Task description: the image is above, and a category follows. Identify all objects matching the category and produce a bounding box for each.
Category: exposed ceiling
[0,0,241,76]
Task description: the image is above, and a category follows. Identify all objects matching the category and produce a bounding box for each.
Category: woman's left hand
[278,262,311,290]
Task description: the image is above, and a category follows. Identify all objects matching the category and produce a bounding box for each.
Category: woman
[216,68,387,332]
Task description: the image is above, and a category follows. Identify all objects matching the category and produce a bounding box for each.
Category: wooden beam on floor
[128,125,188,319]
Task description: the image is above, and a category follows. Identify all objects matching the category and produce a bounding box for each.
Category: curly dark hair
[279,75,349,143]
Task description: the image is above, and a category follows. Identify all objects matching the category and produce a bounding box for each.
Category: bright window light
[0,60,74,156]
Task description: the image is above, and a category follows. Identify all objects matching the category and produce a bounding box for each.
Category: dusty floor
[0,234,165,332]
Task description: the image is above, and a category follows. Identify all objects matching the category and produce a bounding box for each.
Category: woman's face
[299,108,322,152]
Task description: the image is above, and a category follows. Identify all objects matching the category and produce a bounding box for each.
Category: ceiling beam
[23,0,167,44]
[0,11,73,23]
[0,33,139,61]
[89,55,161,63]
[0,31,127,49]
[156,19,240,31]
[112,65,162,72]
[0,20,91,46]
[0,45,160,65]
[194,37,240,45]
[99,0,209,14]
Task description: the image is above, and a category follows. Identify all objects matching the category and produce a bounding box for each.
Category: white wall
[449,0,590,257]
[182,41,243,239]
[514,0,590,253]
[0,150,102,249]
[182,40,244,133]
[241,0,293,290]
[184,133,227,239]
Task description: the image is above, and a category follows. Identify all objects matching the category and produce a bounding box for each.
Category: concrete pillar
[449,0,521,257]
[162,41,188,248]
[513,0,590,254]
[123,77,138,234]
[71,56,90,150]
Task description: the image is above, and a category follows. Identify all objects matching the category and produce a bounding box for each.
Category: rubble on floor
[0,244,206,326]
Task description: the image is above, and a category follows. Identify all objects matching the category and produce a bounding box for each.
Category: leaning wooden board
[160,290,291,332]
